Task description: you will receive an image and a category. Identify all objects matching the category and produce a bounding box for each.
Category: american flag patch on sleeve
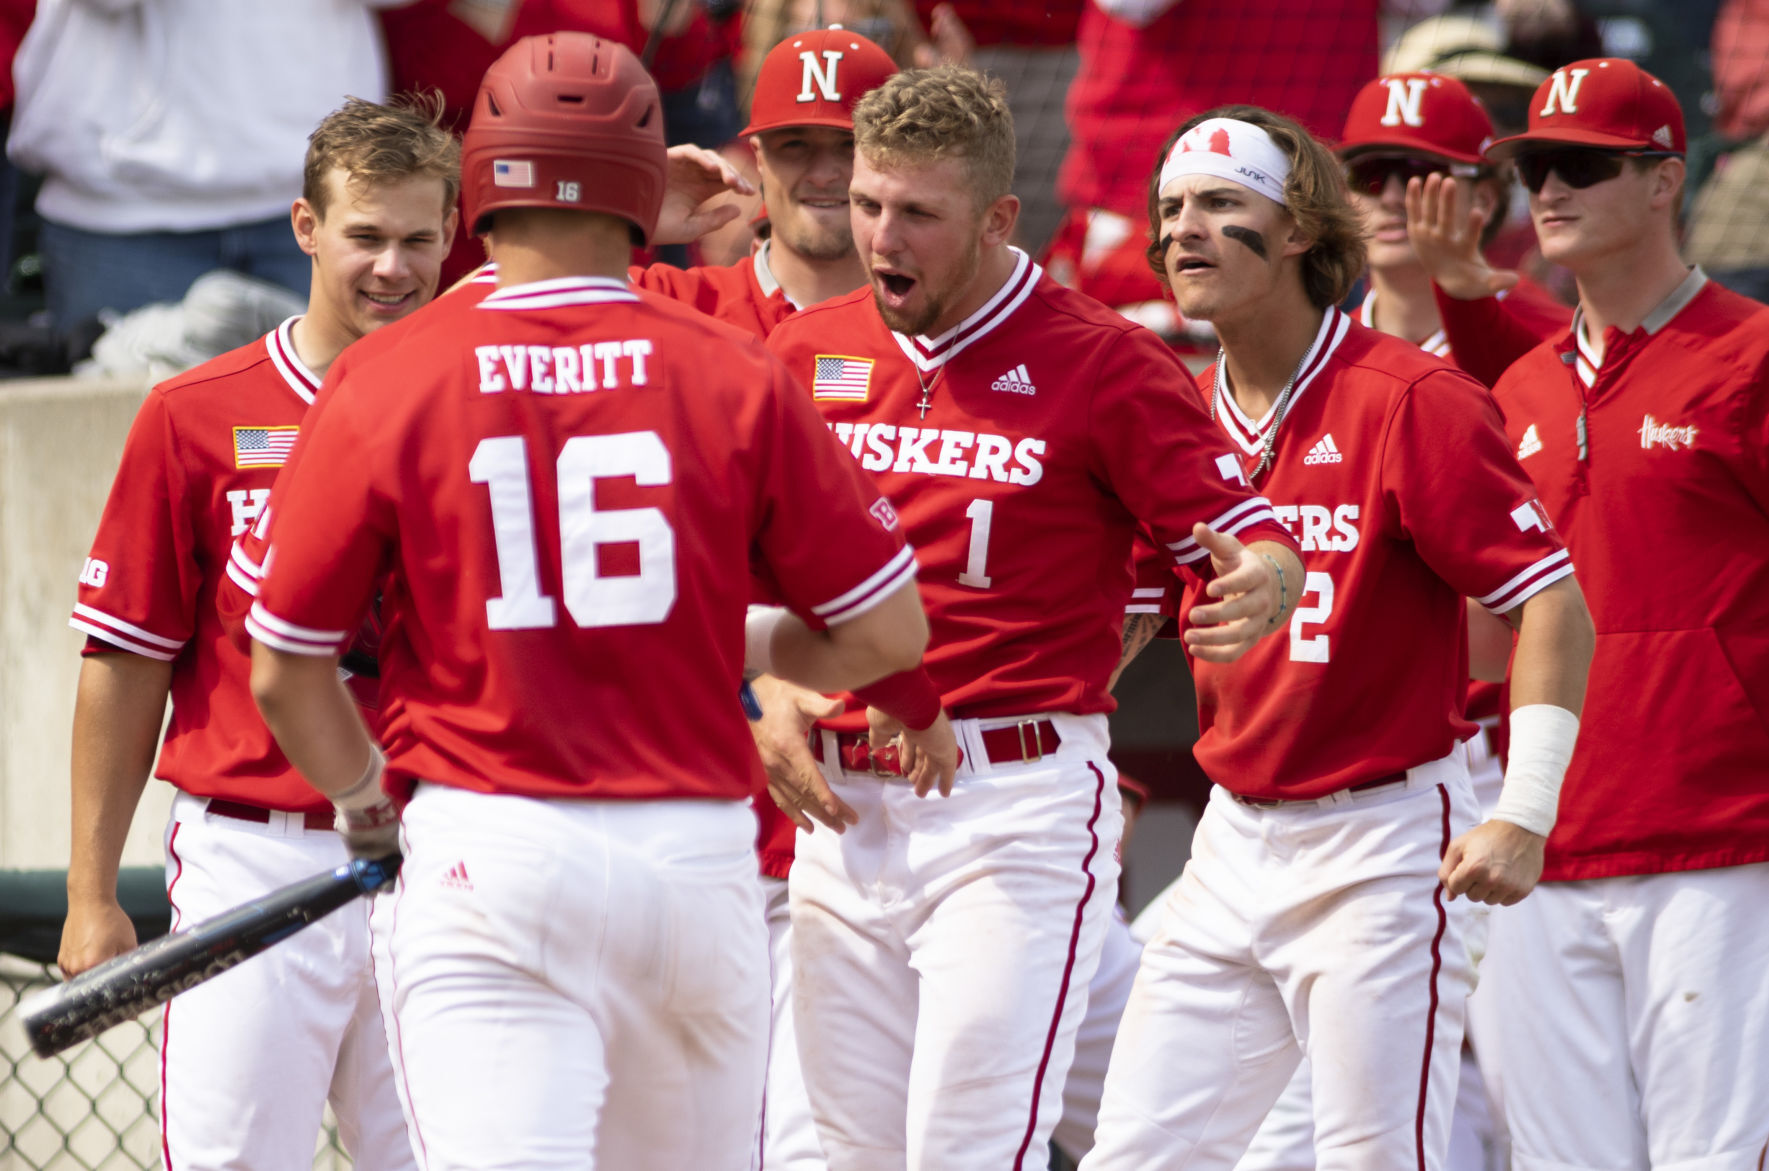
[233,426,300,469]
[811,355,874,401]
[493,160,535,188]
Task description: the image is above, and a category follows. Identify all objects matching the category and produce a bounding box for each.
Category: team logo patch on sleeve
[811,355,873,401]
[233,426,299,469]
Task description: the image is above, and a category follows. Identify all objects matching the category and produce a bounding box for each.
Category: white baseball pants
[1480,862,1769,1171]
[791,711,1124,1171]
[1054,905,1144,1163]
[762,875,826,1171]
[382,785,770,1171]
[1083,755,1479,1171]
[159,792,414,1171]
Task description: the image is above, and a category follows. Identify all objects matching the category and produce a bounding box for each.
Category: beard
[871,237,981,337]
[776,204,856,263]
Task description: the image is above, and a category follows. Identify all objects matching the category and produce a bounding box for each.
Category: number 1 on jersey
[959,497,994,588]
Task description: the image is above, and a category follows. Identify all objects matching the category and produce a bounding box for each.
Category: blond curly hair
[1145,105,1366,311]
[304,93,461,220]
[853,65,1014,208]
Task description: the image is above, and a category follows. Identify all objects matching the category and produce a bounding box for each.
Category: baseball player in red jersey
[766,66,1305,1170]
[1339,72,1570,391]
[629,32,1153,1167]
[1475,60,1769,1171]
[1082,106,1594,1171]
[243,35,941,1171]
[60,99,458,1171]
[632,28,898,337]
[1230,73,1582,1171]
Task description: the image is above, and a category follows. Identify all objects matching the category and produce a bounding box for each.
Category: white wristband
[331,745,387,813]
[744,605,789,678]
[1491,704,1579,837]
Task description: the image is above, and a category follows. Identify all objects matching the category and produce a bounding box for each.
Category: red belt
[1228,772,1408,808]
[206,798,334,832]
[814,719,1063,776]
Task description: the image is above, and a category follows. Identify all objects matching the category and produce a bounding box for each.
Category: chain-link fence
[1,955,349,1170]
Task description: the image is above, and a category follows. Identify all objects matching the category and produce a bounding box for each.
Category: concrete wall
[0,376,174,871]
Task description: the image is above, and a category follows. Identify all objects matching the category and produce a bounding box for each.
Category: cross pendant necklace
[914,366,937,419]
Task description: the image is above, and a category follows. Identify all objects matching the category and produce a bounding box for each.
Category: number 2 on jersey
[469,432,677,630]
[1288,570,1333,662]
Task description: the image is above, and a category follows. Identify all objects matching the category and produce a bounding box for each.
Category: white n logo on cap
[797,50,844,103]
[1540,68,1590,117]
[1380,77,1428,128]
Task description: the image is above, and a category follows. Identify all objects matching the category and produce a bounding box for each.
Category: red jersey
[1141,310,1572,800]
[1061,0,1379,216]
[1431,276,1574,389]
[767,250,1297,730]
[72,320,331,813]
[249,277,913,804]
[1491,270,1769,880]
[220,270,500,639]
[630,244,796,339]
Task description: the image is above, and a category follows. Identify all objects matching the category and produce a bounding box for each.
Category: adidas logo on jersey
[991,364,1036,395]
[440,861,473,891]
[1517,423,1543,459]
[1303,434,1343,465]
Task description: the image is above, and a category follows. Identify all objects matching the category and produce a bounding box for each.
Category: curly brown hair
[853,65,1014,209]
[1145,105,1366,310]
[303,93,461,220]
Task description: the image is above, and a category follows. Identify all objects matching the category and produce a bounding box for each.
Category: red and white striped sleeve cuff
[1476,550,1575,614]
[1125,587,1166,615]
[224,540,264,599]
[246,602,348,656]
[68,604,185,662]
[809,546,918,625]
[1166,497,1281,566]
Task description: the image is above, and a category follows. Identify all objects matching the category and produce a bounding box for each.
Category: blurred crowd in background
[0,0,1759,379]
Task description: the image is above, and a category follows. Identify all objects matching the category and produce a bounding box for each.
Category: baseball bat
[20,853,401,1058]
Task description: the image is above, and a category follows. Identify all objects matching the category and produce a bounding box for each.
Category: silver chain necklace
[1210,342,1313,482]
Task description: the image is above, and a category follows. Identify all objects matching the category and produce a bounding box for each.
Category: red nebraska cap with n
[1339,73,1494,165]
[741,28,897,136]
[1486,58,1685,159]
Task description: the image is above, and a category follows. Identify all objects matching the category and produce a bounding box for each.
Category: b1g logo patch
[869,498,900,531]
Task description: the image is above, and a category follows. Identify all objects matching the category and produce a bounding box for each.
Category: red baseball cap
[1486,58,1685,160]
[1340,73,1495,165]
[740,28,897,137]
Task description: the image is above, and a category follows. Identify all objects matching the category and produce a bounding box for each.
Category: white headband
[1158,118,1292,206]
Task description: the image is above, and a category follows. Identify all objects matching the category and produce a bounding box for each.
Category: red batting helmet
[460,33,668,243]
[740,28,897,136]
[1340,73,1495,165]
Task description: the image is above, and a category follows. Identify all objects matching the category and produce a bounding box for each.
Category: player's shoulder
[772,284,874,335]
[628,283,775,357]
[1335,317,1489,397]
[151,331,279,400]
[1681,278,1769,350]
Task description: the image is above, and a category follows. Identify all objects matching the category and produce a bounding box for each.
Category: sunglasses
[1513,148,1679,193]
[1344,156,1480,196]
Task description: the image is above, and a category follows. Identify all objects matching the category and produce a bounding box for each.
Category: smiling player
[61,97,458,1171]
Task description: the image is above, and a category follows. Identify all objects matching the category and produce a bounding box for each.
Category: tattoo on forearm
[1110,613,1164,691]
